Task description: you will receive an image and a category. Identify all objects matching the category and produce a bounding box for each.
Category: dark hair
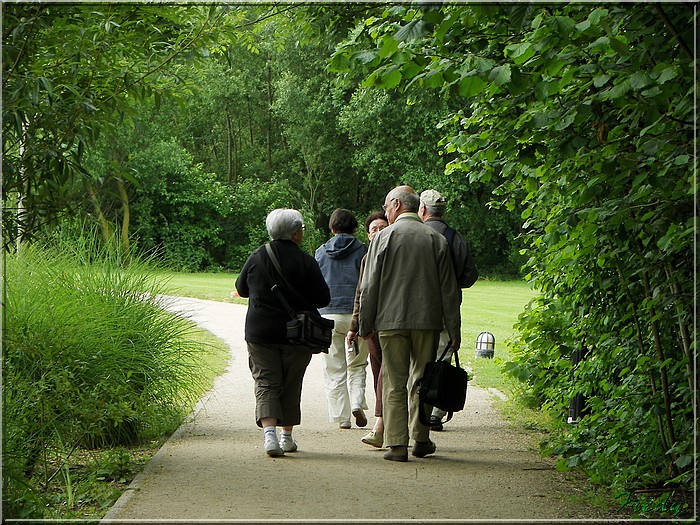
[364,211,388,233]
[329,208,358,234]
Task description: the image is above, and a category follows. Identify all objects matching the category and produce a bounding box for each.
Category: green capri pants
[247,341,313,428]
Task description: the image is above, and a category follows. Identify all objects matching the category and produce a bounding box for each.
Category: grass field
[158,272,538,395]
[458,279,537,392]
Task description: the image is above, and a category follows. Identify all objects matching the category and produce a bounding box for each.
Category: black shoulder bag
[416,341,469,426]
[263,243,334,354]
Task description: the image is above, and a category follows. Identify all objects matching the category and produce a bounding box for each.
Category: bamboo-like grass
[3,237,227,518]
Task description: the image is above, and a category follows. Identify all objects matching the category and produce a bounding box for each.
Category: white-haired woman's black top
[236,239,330,344]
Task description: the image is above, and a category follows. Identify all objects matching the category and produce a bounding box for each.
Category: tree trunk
[641,269,679,477]
[246,94,253,146]
[226,113,234,185]
[16,122,29,252]
[86,180,112,244]
[665,263,693,393]
[266,61,273,174]
[116,177,130,256]
[617,266,672,459]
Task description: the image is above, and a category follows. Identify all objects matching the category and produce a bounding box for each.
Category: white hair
[266,208,304,240]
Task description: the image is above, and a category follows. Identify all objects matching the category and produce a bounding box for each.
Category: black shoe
[352,408,368,428]
[383,446,408,462]
[412,439,436,458]
[429,416,444,431]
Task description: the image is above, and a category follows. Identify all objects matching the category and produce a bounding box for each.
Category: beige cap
[420,189,446,207]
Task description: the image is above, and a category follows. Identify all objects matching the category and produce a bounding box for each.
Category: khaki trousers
[379,329,440,447]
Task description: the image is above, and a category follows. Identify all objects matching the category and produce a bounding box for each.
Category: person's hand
[450,337,461,351]
[346,330,357,348]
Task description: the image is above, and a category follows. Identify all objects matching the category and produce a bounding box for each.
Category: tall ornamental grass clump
[3,237,209,518]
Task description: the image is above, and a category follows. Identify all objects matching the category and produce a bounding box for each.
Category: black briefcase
[416,342,469,426]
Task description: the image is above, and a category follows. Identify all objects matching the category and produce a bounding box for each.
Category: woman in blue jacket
[314,209,368,430]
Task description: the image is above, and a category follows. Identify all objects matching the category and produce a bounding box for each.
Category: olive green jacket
[358,213,461,342]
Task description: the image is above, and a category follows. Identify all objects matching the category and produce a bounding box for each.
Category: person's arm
[305,255,331,310]
[346,255,366,346]
[358,239,383,338]
[235,253,254,298]
[438,240,461,350]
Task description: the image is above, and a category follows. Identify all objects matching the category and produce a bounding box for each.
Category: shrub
[2,235,211,517]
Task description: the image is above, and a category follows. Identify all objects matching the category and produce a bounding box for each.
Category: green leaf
[641,86,662,98]
[587,8,609,26]
[575,20,591,33]
[588,36,610,52]
[603,79,631,100]
[675,455,693,469]
[353,50,378,66]
[424,70,443,89]
[378,68,402,89]
[609,37,629,55]
[488,64,511,86]
[379,34,399,59]
[629,71,652,91]
[504,42,535,65]
[534,81,550,101]
[546,58,566,77]
[394,19,430,42]
[593,74,610,88]
[656,65,679,84]
[458,75,486,97]
[554,110,576,131]
[549,16,576,37]
[401,61,422,80]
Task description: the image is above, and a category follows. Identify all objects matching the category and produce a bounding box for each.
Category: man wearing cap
[358,185,461,462]
[419,189,479,431]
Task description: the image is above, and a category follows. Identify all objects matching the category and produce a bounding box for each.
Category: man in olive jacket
[358,185,461,462]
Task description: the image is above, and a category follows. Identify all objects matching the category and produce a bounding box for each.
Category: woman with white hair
[236,209,330,457]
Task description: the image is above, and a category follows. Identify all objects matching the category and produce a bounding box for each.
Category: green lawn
[458,279,537,393]
[157,272,537,394]
[158,271,244,304]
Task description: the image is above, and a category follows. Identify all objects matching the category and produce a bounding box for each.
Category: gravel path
[101,296,620,522]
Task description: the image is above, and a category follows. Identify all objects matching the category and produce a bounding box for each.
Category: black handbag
[264,244,334,353]
[284,311,334,350]
[416,341,469,426]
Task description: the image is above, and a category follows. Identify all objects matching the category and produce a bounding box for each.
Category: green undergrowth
[2,238,229,520]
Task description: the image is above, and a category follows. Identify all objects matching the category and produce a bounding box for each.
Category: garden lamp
[475,331,495,358]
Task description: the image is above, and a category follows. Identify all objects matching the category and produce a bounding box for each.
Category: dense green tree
[4,3,523,273]
[329,2,694,489]
[2,3,226,248]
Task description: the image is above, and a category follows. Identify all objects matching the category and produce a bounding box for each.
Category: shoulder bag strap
[265,243,290,287]
[265,243,315,312]
[261,244,297,319]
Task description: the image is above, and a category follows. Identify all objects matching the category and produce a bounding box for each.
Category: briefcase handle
[438,341,462,369]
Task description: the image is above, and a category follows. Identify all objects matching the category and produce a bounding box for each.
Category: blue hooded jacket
[314,234,367,314]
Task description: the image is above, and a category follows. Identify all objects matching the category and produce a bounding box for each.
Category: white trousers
[322,313,369,423]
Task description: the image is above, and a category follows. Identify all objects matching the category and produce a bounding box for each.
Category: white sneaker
[264,434,284,457]
[279,435,298,453]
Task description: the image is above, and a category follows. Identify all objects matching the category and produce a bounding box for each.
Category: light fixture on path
[475,331,495,358]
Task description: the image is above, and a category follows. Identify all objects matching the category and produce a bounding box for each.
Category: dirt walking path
[101,296,620,522]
